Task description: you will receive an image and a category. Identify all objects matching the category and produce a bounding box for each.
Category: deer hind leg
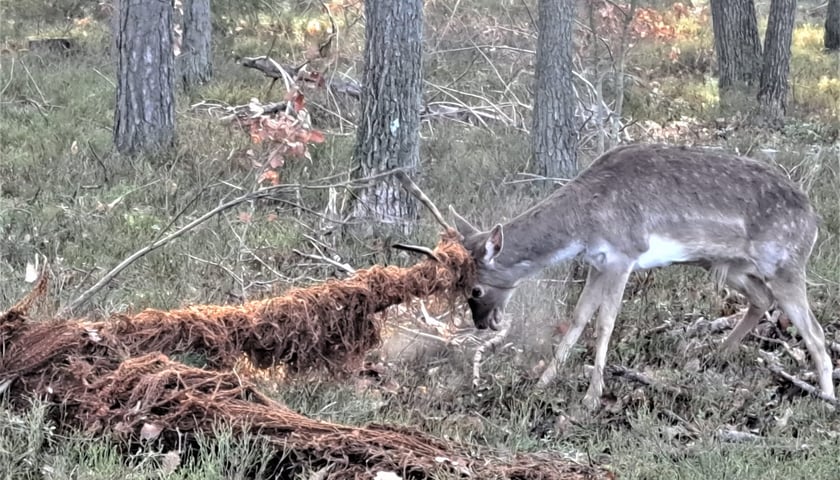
[769,270,836,400]
[582,266,632,411]
[538,267,608,386]
[721,269,774,352]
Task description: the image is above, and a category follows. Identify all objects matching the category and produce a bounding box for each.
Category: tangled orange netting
[0,231,611,479]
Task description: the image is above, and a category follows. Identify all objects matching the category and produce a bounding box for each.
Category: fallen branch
[665,312,742,338]
[606,365,685,398]
[57,185,290,317]
[241,55,361,100]
[58,170,418,317]
[422,101,524,128]
[241,54,527,129]
[757,350,839,407]
[394,170,452,231]
[241,55,299,79]
[293,249,356,275]
[750,333,807,368]
[28,38,77,53]
[716,428,764,443]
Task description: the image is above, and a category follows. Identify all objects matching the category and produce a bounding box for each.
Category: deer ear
[449,205,478,237]
[484,224,504,262]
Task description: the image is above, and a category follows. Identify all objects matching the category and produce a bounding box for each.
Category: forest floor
[1,1,839,478]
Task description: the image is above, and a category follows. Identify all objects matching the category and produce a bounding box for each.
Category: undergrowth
[1,0,839,478]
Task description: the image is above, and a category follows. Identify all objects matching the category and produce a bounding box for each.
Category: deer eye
[471,286,485,299]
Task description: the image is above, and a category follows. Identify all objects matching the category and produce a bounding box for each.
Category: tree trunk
[113,0,176,154]
[757,0,796,126]
[709,0,762,95]
[351,0,423,234]
[179,0,213,89]
[826,0,840,51]
[532,0,577,180]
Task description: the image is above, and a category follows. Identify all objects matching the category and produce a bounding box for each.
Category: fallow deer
[451,143,836,410]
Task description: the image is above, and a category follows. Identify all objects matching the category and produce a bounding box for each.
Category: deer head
[450,206,516,330]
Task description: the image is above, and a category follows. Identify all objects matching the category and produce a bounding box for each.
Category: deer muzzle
[468,299,504,331]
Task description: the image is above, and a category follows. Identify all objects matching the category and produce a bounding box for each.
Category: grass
[1,0,839,478]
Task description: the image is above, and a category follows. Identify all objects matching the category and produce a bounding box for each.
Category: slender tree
[179,0,213,89]
[113,0,175,154]
[757,0,797,125]
[826,0,840,51]
[709,0,763,100]
[351,0,423,233]
[532,0,577,180]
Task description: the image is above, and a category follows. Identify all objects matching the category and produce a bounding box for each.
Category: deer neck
[494,189,585,280]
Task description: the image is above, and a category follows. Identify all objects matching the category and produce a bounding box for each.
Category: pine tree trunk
[532,0,577,180]
[179,0,213,89]
[826,0,840,51]
[709,0,762,96]
[351,0,423,234]
[113,0,175,154]
[758,0,796,126]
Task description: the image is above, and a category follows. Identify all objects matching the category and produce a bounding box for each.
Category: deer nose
[488,310,503,331]
[468,298,492,329]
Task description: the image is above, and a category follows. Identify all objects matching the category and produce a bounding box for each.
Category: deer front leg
[582,266,632,411]
[539,267,607,386]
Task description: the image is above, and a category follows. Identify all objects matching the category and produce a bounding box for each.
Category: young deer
[451,144,836,410]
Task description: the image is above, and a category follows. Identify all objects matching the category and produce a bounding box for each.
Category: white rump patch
[633,235,691,270]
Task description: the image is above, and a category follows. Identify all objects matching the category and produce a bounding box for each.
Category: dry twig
[58,170,419,316]
[472,316,512,387]
[665,312,742,338]
[57,185,290,316]
[757,350,839,407]
[293,249,355,275]
[716,429,764,443]
[607,364,684,397]
[394,170,452,231]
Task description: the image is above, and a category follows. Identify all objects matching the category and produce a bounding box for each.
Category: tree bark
[351,0,423,234]
[179,0,213,89]
[827,0,840,51]
[113,0,176,154]
[757,0,797,126]
[709,0,763,95]
[532,0,577,180]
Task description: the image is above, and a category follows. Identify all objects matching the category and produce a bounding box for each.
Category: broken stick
[757,350,839,407]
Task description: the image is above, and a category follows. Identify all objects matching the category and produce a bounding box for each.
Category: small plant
[239,89,326,186]
[587,1,681,45]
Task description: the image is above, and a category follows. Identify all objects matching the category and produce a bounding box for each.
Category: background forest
[1,0,839,478]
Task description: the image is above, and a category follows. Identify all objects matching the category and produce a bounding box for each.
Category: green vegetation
[1,0,838,478]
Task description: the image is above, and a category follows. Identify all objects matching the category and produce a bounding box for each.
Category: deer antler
[391,243,441,262]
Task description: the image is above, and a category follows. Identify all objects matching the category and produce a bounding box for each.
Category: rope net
[1,231,610,479]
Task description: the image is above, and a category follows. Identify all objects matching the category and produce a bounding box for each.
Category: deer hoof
[582,391,602,411]
[537,367,557,387]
